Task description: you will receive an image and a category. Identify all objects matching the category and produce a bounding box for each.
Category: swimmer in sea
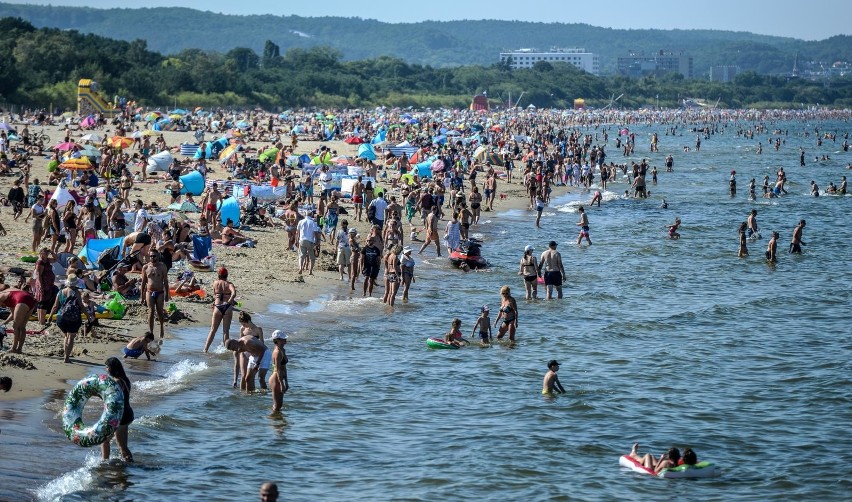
[737,222,749,258]
[666,217,681,240]
[766,231,779,263]
[747,209,760,240]
[542,360,566,396]
[628,444,681,473]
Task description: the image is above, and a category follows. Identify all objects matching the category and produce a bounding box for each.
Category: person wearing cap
[400,246,415,301]
[537,241,565,299]
[470,305,492,346]
[519,245,538,300]
[269,330,289,412]
[542,360,566,396]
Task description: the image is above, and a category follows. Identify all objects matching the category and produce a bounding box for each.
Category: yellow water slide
[77,79,120,118]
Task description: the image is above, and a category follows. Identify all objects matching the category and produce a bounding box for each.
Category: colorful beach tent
[78,237,124,269]
[49,184,76,208]
[146,151,173,174]
[179,170,204,196]
[218,196,241,227]
[357,144,376,161]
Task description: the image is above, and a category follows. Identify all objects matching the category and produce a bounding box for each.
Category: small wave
[35,452,100,501]
[135,359,209,395]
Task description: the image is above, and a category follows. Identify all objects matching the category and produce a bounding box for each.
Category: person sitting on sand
[124,331,157,360]
[217,218,253,247]
[627,444,681,473]
[112,263,139,298]
[170,270,199,295]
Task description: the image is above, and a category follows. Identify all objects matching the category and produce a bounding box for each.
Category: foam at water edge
[34,452,100,501]
[135,359,209,395]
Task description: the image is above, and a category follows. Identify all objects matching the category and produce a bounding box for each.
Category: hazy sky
[8,0,848,41]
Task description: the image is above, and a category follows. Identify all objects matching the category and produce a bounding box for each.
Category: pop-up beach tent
[179,170,204,195]
[78,237,125,269]
[147,151,173,174]
[218,196,241,227]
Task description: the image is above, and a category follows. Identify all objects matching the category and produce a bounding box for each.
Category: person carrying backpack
[48,274,94,363]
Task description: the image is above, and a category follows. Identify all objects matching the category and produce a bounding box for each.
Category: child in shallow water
[470,306,492,346]
[445,318,468,347]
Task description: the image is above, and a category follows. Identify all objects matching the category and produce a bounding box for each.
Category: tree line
[2,18,851,112]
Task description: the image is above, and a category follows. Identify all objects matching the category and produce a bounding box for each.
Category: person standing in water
[737,222,749,257]
[268,330,289,413]
[494,285,519,342]
[101,357,134,462]
[766,231,779,263]
[542,360,566,396]
[537,241,565,299]
[747,209,760,240]
[790,219,806,254]
[576,206,592,245]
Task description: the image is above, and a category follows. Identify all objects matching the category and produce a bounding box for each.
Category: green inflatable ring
[62,374,125,447]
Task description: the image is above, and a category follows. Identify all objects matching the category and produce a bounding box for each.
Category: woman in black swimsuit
[62,200,79,253]
[203,267,236,352]
[494,285,518,342]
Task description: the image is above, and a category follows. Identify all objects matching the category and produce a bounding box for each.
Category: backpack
[367,203,376,222]
[56,289,81,327]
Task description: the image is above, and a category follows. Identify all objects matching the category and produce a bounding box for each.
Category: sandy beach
[0,119,533,401]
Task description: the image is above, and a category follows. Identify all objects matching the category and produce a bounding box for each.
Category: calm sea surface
[2,119,850,501]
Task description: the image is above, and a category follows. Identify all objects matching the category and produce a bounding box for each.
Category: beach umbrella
[235,120,250,130]
[332,155,353,165]
[54,142,78,151]
[258,148,279,163]
[145,112,162,122]
[344,136,365,145]
[0,122,13,131]
[169,114,183,120]
[430,159,446,173]
[77,145,101,158]
[109,136,134,149]
[80,133,103,143]
[59,157,93,170]
[218,144,241,162]
[225,129,243,138]
[170,108,188,115]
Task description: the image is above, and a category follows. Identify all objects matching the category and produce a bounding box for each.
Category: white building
[500,48,600,75]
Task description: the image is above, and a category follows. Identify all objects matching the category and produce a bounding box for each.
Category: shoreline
[0,121,546,403]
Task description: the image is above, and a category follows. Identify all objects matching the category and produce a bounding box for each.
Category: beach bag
[56,290,81,331]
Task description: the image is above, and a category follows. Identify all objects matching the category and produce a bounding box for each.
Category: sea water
[1,119,850,500]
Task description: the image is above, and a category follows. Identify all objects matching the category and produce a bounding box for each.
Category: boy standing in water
[576,206,592,245]
[470,306,492,346]
[542,360,566,396]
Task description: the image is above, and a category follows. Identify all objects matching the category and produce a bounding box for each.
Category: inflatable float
[426,337,459,349]
[62,374,125,447]
[30,311,116,322]
[618,455,719,479]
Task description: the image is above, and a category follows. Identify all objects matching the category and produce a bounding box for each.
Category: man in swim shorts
[352,176,365,221]
[124,331,156,360]
[537,241,565,299]
[225,335,269,392]
[576,206,592,245]
[789,219,806,254]
[140,250,169,339]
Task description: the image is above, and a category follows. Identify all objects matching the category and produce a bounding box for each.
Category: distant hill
[0,3,850,76]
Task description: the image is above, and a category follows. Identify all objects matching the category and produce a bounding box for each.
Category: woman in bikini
[62,200,79,253]
[628,444,681,473]
[382,245,402,306]
[0,284,37,354]
[219,219,249,246]
[45,198,61,253]
[519,245,538,300]
[468,186,483,225]
[269,330,289,413]
[236,311,265,390]
[203,267,236,352]
[25,193,46,252]
[494,285,518,343]
[400,246,415,301]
